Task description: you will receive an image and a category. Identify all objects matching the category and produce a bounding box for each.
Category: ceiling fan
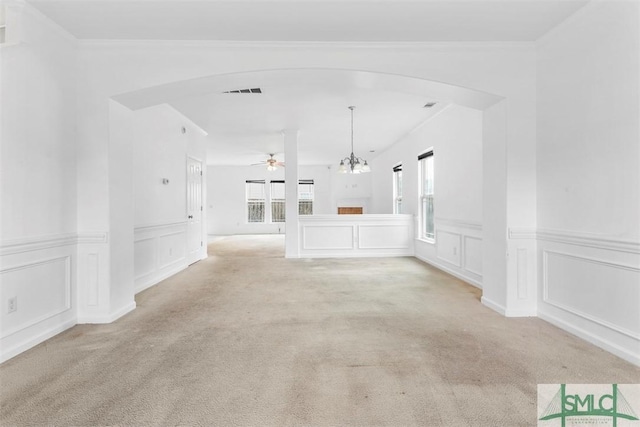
[251,153,285,171]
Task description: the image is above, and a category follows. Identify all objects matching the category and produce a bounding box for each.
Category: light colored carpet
[1,234,638,426]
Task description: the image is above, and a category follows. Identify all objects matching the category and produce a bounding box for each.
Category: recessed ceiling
[27,0,588,42]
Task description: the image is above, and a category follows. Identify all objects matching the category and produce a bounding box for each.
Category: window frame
[418,150,435,242]
[392,164,402,214]
[246,180,266,223]
[298,179,314,216]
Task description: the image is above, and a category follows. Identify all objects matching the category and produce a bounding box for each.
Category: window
[270,180,286,223]
[246,180,265,223]
[298,180,314,215]
[419,151,434,240]
[393,164,402,214]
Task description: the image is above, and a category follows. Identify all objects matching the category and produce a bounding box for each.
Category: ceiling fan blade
[249,161,266,166]
[276,162,286,167]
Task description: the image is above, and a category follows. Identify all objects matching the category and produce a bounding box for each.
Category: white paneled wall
[0,237,76,362]
[134,222,189,293]
[416,219,483,288]
[299,215,414,258]
[536,1,639,364]
[535,231,640,365]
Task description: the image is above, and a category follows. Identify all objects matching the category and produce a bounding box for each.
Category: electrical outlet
[7,297,17,314]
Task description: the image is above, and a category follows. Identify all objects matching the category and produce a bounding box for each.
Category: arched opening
[105,67,510,321]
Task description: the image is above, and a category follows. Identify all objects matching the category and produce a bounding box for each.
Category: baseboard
[0,318,77,364]
[480,296,507,315]
[504,307,537,317]
[414,253,482,289]
[135,262,188,294]
[77,301,136,324]
[538,310,640,367]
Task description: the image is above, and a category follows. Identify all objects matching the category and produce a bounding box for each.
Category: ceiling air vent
[423,102,437,108]
[223,88,262,94]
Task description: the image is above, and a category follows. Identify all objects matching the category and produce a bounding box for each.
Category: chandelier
[338,106,370,174]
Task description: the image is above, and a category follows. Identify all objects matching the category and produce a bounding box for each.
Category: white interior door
[187,157,203,264]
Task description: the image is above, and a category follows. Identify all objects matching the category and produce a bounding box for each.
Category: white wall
[535,1,640,365]
[132,104,208,293]
[370,104,484,287]
[207,164,332,235]
[0,3,79,362]
[331,168,373,213]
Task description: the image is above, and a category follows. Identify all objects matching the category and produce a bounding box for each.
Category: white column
[283,130,300,258]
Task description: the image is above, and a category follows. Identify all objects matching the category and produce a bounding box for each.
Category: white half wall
[536,1,640,365]
[299,214,414,258]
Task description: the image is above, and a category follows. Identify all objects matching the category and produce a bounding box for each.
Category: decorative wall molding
[358,224,411,249]
[299,215,413,257]
[508,227,537,240]
[0,256,72,339]
[509,227,639,254]
[134,221,188,233]
[436,217,483,231]
[134,222,189,294]
[516,248,528,300]
[0,232,109,256]
[536,228,640,254]
[435,230,462,267]
[417,253,482,289]
[462,235,483,277]
[79,39,536,51]
[77,232,109,244]
[0,233,76,255]
[542,249,640,340]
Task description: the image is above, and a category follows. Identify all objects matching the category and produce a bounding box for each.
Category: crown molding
[78,39,536,51]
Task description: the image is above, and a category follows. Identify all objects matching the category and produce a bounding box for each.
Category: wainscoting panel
[0,234,78,363]
[358,225,411,249]
[0,256,71,339]
[302,226,354,250]
[158,231,186,270]
[536,231,640,366]
[299,215,413,258]
[134,222,189,293]
[436,230,462,267]
[416,218,483,288]
[463,236,483,277]
[86,253,99,307]
[516,248,528,300]
[543,250,640,339]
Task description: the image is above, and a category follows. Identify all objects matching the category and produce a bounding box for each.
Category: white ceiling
[170,80,443,166]
[113,69,501,166]
[28,0,588,42]
[26,1,588,167]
